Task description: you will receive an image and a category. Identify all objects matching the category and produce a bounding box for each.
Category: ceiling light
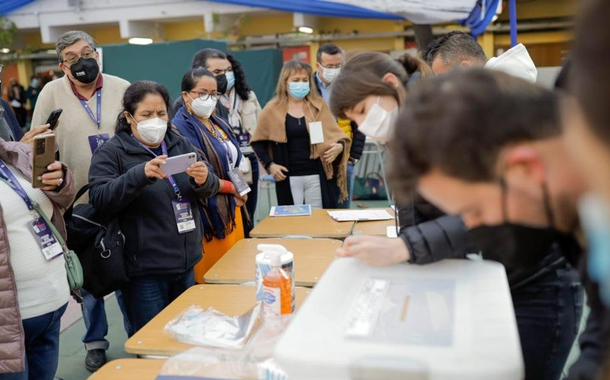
[129,37,153,45]
[298,26,314,34]
[0,48,10,54]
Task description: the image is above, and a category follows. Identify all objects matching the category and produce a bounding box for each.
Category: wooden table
[125,285,310,357]
[250,209,355,238]
[89,359,164,380]
[352,207,397,236]
[204,238,340,287]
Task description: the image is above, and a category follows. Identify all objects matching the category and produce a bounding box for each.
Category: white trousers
[289,175,323,209]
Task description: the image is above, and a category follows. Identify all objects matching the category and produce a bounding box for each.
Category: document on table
[327,209,393,222]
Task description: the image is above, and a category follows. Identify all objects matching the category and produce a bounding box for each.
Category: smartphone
[46,109,63,130]
[32,134,56,188]
[159,152,197,176]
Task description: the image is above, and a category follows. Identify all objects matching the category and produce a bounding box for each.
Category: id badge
[228,167,251,197]
[238,132,250,148]
[173,199,196,234]
[29,217,63,260]
[88,133,110,154]
[309,121,324,144]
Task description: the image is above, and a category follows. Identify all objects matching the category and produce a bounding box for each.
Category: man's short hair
[424,31,488,67]
[191,49,227,69]
[56,31,96,63]
[389,69,559,199]
[316,43,342,63]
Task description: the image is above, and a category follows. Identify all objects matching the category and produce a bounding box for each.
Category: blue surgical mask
[579,193,610,307]
[225,71,235,92]
[288,82,310,100]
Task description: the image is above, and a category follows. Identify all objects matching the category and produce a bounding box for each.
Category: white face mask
[189,94,217,119]
[134,116,167,145]
[322,67,340,84]
[357,96,398,143]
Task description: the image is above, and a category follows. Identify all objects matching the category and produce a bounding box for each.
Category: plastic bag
[159,312,293,379]
[164,304,261,349]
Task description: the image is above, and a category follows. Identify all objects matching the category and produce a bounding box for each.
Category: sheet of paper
[328,209,393,222]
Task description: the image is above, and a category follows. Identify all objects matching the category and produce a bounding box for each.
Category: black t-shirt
[286,114,318,176]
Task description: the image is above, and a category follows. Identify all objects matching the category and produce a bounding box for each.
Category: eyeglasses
[62,49,96,65]
[190,91,221,101]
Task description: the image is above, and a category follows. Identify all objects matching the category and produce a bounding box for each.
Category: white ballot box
[274,258,524,380]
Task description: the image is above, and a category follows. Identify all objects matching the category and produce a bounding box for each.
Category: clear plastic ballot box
[274,258,524,380]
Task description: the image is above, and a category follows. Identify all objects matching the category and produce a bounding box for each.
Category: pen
[341,220,358,247]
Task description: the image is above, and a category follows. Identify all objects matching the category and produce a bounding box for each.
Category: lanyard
[133,138,183,200]
[194,116,235,167]
[79,89,102,130]
[0,158,36,211]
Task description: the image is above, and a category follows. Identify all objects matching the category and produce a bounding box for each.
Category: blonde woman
[251,60,350,209]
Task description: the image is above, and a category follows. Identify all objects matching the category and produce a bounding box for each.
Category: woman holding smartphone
[172,67,248,283]
[88,80,219,333]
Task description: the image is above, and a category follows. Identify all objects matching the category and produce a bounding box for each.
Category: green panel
[232,49,283,107]
[100,39,227,101]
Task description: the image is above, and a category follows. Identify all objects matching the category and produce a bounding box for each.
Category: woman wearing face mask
[251,60,350,209]
[220,54,262,235]
[172,67,248,283]
[88,81,219,333]
[333,53,582,380]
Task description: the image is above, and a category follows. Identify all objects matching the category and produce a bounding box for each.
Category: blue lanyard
[79,89,102,130]
[0,158,36,211]
[132,137,183,200]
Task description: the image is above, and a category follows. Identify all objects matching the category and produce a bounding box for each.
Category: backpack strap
[64,178,112,220]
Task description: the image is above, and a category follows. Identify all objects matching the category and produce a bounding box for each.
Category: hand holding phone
[159,153,197,176]
[32,134,56,188]
[46,109,63,130]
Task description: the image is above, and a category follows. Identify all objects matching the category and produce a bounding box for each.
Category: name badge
[29,217,63,260]
[88,133,110,154]
[173,199,196,234]
[228,167,251,197]
[308,121,324,145]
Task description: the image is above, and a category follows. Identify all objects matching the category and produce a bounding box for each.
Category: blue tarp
[208,0,404,20]
[462,0,501,38]
[1,0,36,15]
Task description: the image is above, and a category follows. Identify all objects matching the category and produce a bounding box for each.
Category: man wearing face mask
[314,44,366,209]
[31,30,131,372]
[170,48,231,119]
[388,68,606,380]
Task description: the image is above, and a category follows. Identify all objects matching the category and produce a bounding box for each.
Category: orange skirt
[194,206,245,283]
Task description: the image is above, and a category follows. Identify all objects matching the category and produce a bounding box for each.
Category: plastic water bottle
[262,250,293,318]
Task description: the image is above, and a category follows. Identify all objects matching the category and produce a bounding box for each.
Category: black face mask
[215,73,228,95]
[70,57,99,84]
[467,180,572,269]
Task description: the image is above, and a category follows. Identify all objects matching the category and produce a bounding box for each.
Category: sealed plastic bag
[164,304,261,349]
[159,313,292,379]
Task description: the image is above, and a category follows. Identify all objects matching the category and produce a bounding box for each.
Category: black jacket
[349,122,366,161]
[398,194,472,264]
[88,130,219,277]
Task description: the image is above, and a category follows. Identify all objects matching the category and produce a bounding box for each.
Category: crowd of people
[1,1,610,379]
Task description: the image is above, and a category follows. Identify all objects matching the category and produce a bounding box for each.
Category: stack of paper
[327,209,393,222]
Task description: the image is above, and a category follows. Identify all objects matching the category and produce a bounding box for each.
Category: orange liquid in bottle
[263,267,293,316]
